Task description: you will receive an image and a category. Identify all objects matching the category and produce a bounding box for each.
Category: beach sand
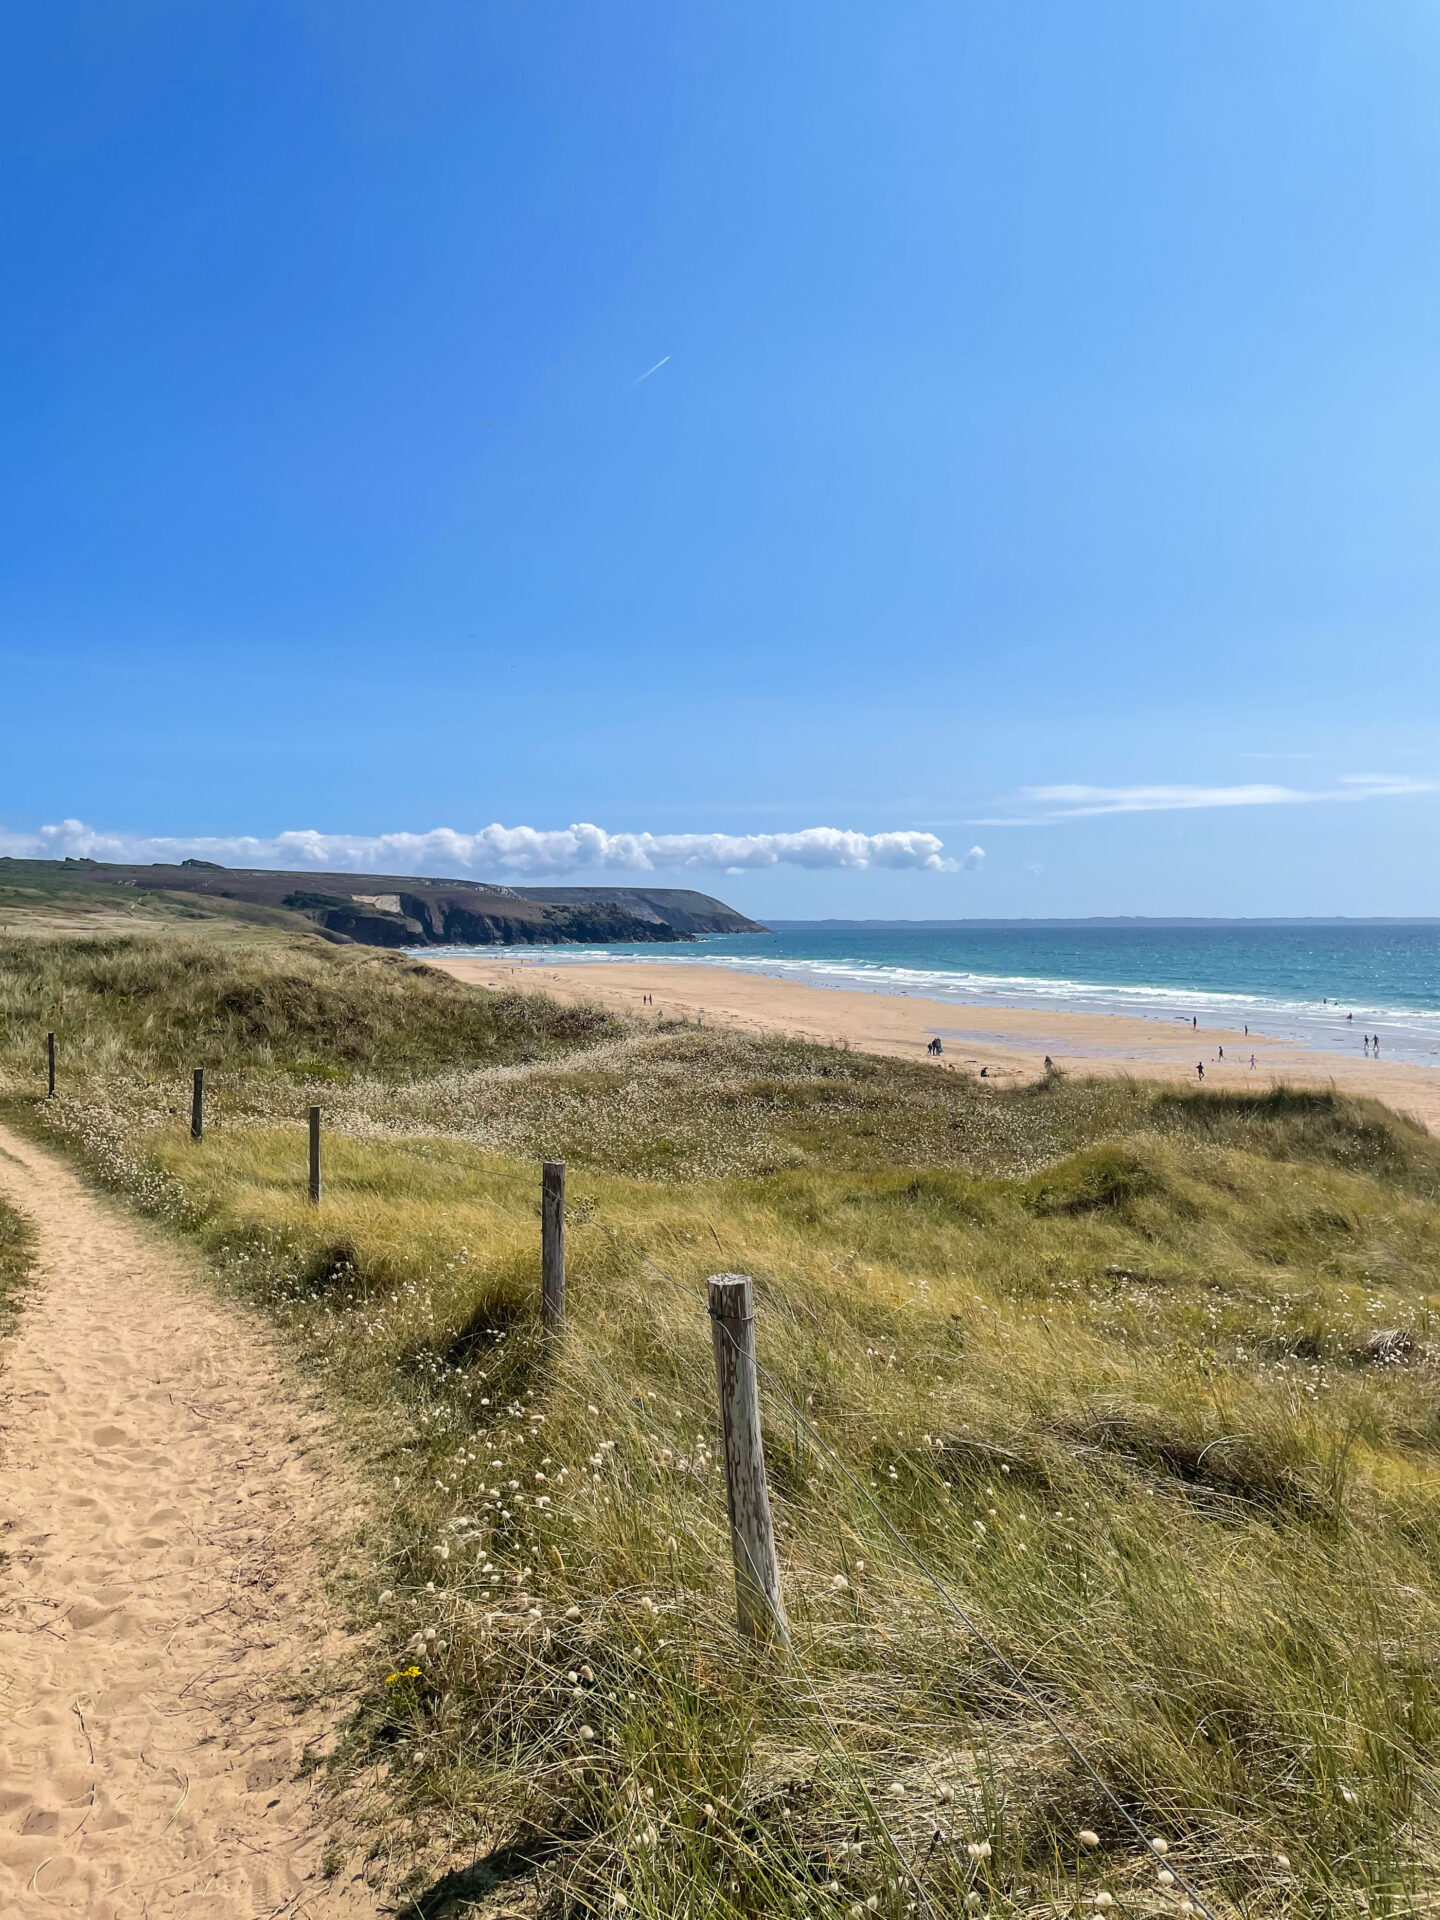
[430,954,1440,1136]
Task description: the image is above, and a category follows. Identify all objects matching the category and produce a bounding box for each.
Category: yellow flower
[384,1665,421,1684]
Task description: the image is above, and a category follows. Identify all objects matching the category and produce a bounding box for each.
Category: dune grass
[2,929,1439,1916]
[0,1195,35,1338]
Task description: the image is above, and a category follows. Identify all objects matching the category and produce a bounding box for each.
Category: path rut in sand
[0,1123,377,1918]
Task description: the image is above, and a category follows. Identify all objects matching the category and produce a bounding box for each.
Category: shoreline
[429,954,1440,1136]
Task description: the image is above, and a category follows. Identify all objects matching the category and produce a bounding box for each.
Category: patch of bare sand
[436,955,1440,1137]
[0,1123,376,1918]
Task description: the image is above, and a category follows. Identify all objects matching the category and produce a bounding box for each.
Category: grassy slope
[0,869,327,943]
[2,929,1438,1917]
[0,1193,35,1338]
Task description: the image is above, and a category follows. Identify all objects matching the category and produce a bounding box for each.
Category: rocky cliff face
[506,886,763,936]
[396,892,690,947]
[278,888,694,947]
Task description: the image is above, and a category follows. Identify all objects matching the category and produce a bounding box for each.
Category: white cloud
[962,844,985,869]
[0,818,964,876]
[971,774,1436,824]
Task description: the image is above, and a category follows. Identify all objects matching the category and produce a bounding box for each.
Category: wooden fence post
[541,1160,565,1334]
[191,1067,204,1141]
[47,1032,55,1099]
[708,1273,789,1643]
[309,1106,322,1205]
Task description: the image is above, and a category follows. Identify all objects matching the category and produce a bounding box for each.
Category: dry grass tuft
[0,1195,35,1336]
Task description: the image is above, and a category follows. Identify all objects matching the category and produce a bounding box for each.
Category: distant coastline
[766,916,1440,929]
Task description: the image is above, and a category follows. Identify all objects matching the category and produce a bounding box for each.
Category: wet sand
[430,954,1440,1136]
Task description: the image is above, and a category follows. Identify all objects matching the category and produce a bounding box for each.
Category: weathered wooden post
[191,1067,204,1141]
[46,1032,55,1099]
[541,1159,565,1334]
[708,1273,789,1643]
[308,1106,322,1205]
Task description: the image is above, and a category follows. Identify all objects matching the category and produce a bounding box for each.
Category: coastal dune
[432,954,1440,1136]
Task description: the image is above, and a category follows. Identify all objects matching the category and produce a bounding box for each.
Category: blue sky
[5,1,1440,917]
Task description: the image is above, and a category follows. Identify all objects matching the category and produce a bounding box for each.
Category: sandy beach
[431,954,1440,1136]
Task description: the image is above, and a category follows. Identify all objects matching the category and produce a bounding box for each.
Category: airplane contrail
[633,355,670,384]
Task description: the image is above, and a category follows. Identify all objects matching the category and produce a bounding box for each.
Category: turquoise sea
[443,921,1440,1066]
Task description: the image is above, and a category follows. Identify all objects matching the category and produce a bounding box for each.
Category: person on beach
[1218,1046,1224,1060]
[1197,1061,1205,1080]
[1193,1016,1197,1029]
[1250,1053,1256,1068]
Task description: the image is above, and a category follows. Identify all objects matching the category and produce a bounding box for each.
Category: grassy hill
[1,923,1437,1916]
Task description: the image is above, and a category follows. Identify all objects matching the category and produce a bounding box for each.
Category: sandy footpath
[435,955,1440,1136]
[0,1124,375,1918]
